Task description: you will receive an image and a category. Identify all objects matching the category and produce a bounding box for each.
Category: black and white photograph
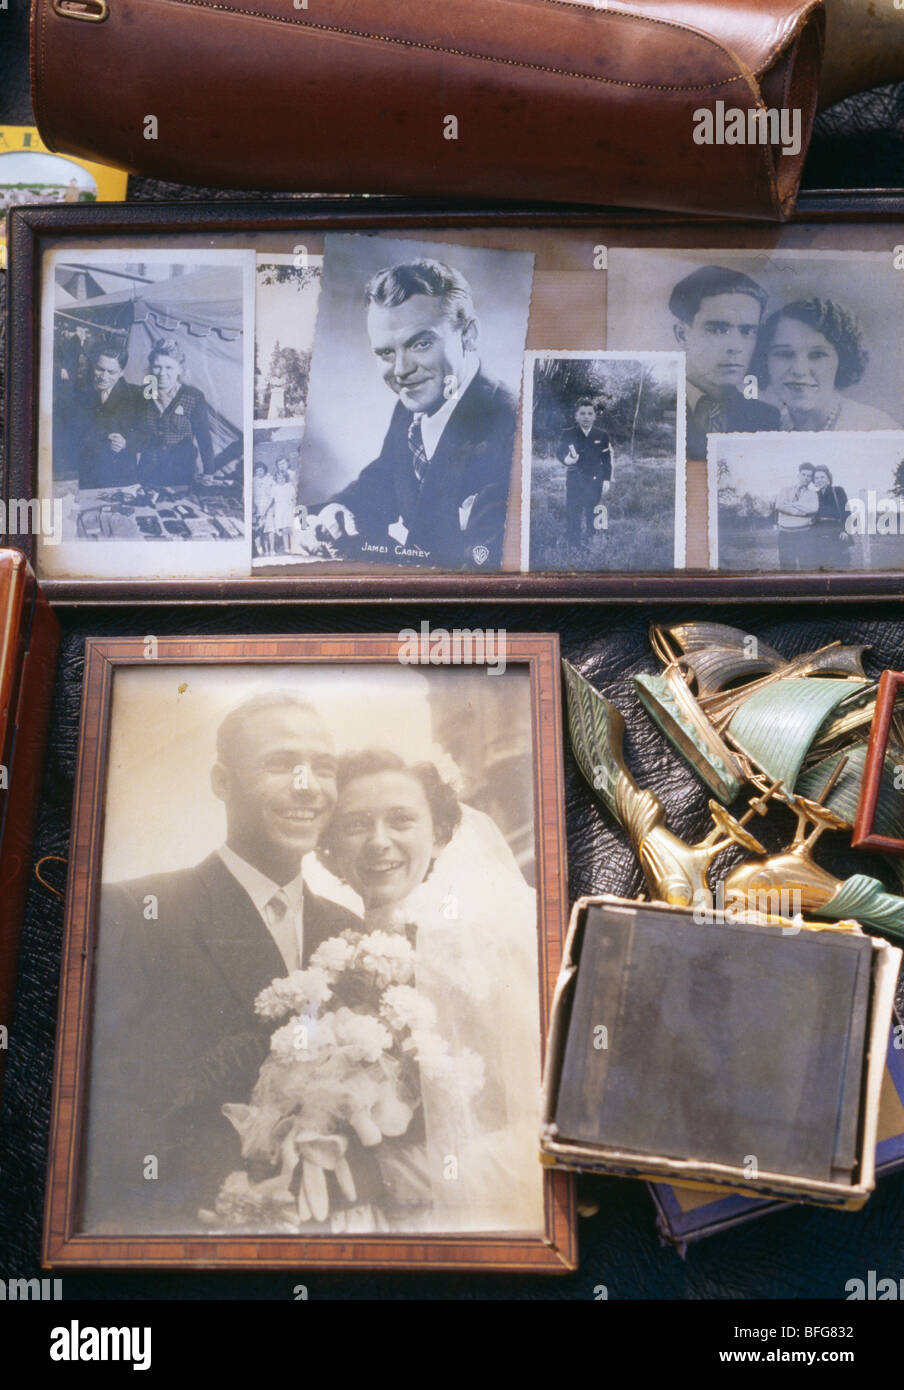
[251,425,310,560]
[608,250,904,461]
[290,233,534,571]
[254,253,322,426]
[79,659,545,1239]
[709,429,904,572]
[38,247,255,579]
[521,351,685,572]
[251,254,323,567]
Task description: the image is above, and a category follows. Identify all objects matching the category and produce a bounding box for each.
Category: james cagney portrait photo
[80,664,544,1239]
[294,234,534,572]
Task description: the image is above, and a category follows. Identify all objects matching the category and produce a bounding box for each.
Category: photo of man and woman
[710,430,904,572]
[40,248,254,579]
[82,661,545,1239]
[608,249,904,461]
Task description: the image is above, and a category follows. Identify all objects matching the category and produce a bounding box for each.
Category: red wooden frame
[853,669,904,854]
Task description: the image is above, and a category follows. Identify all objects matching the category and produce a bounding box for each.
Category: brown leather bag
[31,0,824,219]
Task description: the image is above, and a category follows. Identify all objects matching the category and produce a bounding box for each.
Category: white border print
[520,350,686,572]
[252,253,323,569]
[708,430,904,572]
[38,247,255,580]
[608,249,904,456]
[254,252,323,428]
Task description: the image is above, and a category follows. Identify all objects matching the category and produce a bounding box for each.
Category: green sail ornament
[635,623,870,805]
[634,672,745,803]
[563,660,769,908]
[727,678,871,794]
[569,654,904,944]
[816,874,904,941]
[796,745,904,843]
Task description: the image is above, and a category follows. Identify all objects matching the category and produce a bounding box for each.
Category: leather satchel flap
[31,0,825,219]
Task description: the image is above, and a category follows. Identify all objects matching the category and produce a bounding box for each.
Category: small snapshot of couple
[608,250,903,460]
[775,461,851,570]
[707,430,904,573]
[83,677,543,1239]
[56,337,221,492]
[293,234,534,572]
[47,251,253,551]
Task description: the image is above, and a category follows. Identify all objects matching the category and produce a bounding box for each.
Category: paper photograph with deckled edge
[254,252,323,428]
[707,429,904,572]
[520,350,686,573]
[37,246,255,580]
[289,233,535,572]
[252,252,323,568]
[608,250,904,463]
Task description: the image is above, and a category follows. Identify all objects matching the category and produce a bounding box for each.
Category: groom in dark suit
[312,259,517,570]
[84,692,360,1232]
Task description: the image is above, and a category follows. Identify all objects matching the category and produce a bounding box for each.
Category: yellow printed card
[0,126,128,268]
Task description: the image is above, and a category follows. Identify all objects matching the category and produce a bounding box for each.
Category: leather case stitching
[538,0,823,78]
[152,0,751,93]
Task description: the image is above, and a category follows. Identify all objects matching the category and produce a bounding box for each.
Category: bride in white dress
[318,747,545,1235]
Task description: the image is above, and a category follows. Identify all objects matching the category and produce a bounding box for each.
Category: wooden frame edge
[41,631,578,1273]
[852,668,904,853]
[9,195,904,604]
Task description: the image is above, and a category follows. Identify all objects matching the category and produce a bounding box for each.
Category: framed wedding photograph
[43,632,576,1271]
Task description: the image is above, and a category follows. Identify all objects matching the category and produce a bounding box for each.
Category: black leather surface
[2,16,904,1301]
[2,601,904,1300]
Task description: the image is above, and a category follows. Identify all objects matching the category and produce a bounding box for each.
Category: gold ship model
[564,623,904,940]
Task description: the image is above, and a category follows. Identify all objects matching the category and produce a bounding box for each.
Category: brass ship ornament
[636,622,874,803]
[564,657,904,942]
[564,659,777,911]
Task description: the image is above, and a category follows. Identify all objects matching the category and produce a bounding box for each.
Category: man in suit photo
[311,259,518,570]
[66,344,147,490]
[556,398,613,551]
[83,691,360,1232]
[669,265,781,459]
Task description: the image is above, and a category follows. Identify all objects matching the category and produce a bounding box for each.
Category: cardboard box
[540,895,902,1210]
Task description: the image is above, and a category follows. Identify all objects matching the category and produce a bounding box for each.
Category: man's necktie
[692,393,724,438]
[408,412,429,484]
[264,888,300,974]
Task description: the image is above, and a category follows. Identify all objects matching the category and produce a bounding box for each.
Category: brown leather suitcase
[0,549,59,1093]
[31,0,824,220]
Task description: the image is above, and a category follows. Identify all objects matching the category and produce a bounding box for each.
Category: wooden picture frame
[853,668,904,853]
[43,631,576,1271]
[7,193,904,604]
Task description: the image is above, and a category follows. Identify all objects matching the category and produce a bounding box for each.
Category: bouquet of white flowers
[201,927,484,1230]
